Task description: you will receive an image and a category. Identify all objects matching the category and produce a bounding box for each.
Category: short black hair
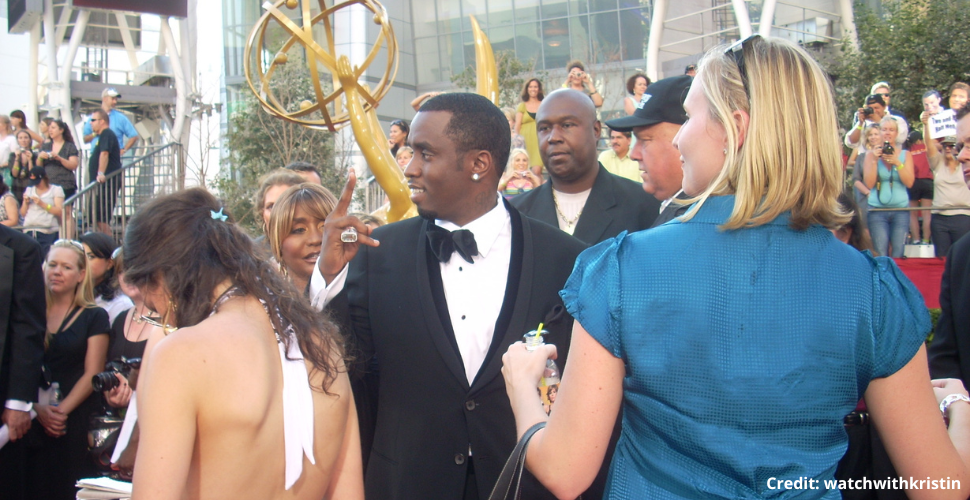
[284,161,320,176]
[419,93,511,180]
[93,109,110,125]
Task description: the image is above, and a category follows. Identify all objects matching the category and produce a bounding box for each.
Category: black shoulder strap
[55,306,83,335]
[487,421,548,500]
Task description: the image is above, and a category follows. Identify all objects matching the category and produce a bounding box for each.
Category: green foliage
[450,50,545,109]
[927,308,942,344]
[216,62,344,235]
[828,0,970,132]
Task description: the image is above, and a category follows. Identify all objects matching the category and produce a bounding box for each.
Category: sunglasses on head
[725,34,761,96]
[53,239,84,251]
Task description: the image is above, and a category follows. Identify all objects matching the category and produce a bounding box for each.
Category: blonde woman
[864,115,914,257]
[268,183,338,295]
[851,124,882,227]
[498,148,540,197]
[26,239,110,499]
[503,35,969,499]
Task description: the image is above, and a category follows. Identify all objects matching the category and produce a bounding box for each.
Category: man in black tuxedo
[0,225,47,499]
[511,88,660,245]
[311,93,586,500]
[604,75,693,228]
[929,105,970,383]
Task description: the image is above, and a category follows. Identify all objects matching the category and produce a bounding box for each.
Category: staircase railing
[62,143,182,239]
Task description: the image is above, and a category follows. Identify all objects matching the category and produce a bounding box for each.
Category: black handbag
[487,422,548,500]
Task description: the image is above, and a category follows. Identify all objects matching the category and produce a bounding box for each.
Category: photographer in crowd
[864,115,914,257]
[562,60,603,108]
[845,94,888,153]
[9,130,36,205]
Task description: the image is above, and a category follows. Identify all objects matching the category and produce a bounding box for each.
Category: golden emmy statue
[469,16,499,106]
[244,0,416,222]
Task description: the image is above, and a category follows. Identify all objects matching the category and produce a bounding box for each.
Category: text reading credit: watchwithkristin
[766,477,960,491]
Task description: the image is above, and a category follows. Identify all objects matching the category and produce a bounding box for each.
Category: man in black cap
[605,75,693,227]
[844,93,888,153]
[685,64,697,77]
[511,88,659,245]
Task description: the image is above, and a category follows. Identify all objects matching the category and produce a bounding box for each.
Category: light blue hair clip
[210,208,228,221]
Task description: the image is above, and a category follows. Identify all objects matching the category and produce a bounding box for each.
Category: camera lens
[91,371,120,392]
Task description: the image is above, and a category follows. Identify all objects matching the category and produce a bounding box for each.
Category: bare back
[132,296,362,500]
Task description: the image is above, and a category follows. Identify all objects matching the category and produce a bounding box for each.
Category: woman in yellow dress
[514,78,545,179]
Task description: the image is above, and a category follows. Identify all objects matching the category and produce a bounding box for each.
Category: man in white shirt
[311,93,585,500]
[604,75,693,227]
[511,89,659,244]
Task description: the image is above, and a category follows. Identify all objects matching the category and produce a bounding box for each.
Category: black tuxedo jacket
[511,163,661,245]
[929,234,970,382]
[340,203,586,500]
[0,226,45,404]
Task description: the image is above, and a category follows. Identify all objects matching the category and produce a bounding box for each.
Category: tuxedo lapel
[470,206,533,394]
[415,219,470,389]
[573,164,615,244]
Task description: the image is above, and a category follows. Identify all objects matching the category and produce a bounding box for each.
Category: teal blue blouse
[561,195,929,499]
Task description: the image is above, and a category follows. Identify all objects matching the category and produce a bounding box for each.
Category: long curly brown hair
[122,188,344,392]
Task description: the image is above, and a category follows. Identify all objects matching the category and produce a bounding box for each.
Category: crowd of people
[4,34,970,500]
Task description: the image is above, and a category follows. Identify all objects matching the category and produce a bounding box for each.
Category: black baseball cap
[604,75,692,132]
[865,94,886,107]
[685,64,697,74]
[27,166,46,187]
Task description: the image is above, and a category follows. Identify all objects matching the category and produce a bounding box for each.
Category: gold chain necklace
[552,191,582,228]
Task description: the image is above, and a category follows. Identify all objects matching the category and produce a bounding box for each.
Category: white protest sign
[930,109,957,139]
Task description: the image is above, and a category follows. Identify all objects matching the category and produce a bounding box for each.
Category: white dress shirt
[436,197,511,384]
[309,196,512,386]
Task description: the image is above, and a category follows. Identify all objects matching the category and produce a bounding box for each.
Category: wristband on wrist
[46,203,51,211]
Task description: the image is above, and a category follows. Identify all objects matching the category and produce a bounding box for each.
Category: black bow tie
[427,225,479,264]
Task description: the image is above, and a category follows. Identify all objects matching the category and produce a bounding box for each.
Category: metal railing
[62,143,182,239]
[362,175,387,214]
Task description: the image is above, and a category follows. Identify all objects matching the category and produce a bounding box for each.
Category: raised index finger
[333,169,357,218]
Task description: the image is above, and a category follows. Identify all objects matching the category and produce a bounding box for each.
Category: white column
[60,10,90,133]
[839,0,859,51]
[27,23,40,127]
[646,0,668,82]
[731,0,753,38]
[758,0,777,37]
[43,0,60,119]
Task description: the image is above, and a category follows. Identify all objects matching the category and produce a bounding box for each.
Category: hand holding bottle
[502,324,560,415]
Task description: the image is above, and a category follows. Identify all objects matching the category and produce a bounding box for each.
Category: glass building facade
[412,0,651,85]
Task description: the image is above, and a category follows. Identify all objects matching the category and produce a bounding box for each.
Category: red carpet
[893,257,945,309]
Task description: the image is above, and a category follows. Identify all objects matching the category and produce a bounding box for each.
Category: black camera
[92,357,141,392]
[882,142,895,157]
[863,107,874,116]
